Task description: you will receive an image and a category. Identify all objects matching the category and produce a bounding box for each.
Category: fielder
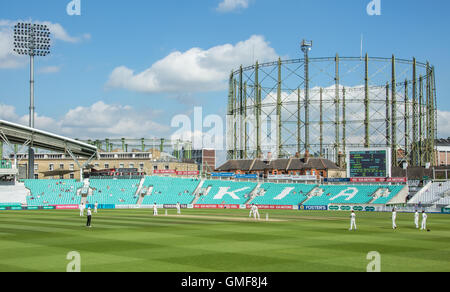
[349,211,357,231]
[79,203,84,217]
[94,201,98,214]
[414,210,419,229]
[251,204,260,220]
[421,211,428,230]
[153,203,158,216]
[392,208,397,230]
[176,202,181,215]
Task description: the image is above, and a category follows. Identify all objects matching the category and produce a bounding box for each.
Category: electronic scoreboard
[346,148,391,178]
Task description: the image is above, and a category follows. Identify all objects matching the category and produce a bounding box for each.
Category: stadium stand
[303,185,382,205]
[0,181,28,205]
[88,179,140,205]
[197,180,257,204]
[0,160,12,169]
[141,176,199,205]
[24,179,83,206]
[435,196,450,206]
[371,185,406,204]
[408,181,450,205]
[0,202,22,207]
[0,177,410,208]
[252,183,316,205]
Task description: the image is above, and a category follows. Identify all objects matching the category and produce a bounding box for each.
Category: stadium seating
[409,181,450,205]
[303,185,381,205]
[0,160,12,169]
[9,178,410,208]
[197,180,257,205]
[0,202,22,207]
[371,185,405,204]
[24,179,83,206]
[88,179,140,205]
[252,183,316,205]
[141,176,199,205]
[435,196,450,206]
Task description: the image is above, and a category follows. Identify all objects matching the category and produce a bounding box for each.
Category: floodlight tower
[301,40,312,153]
[13,22,51,179]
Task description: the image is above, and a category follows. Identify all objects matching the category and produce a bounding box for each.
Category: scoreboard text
[349,150,387,178]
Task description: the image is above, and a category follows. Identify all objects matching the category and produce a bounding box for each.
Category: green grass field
[0,209,449,272]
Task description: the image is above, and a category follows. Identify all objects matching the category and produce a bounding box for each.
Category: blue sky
[1,0,450,146]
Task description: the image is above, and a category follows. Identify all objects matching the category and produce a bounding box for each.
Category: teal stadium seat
[371,185,405,204]
[0,160,12,169]
[141,176,199,205]
[303,185,380,206]
[24,179,83,206]
[252,183,316,205]
[88,179,140,205]
[198,180,257,205]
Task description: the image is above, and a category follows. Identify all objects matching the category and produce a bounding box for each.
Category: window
[70,173,74,179]
[153,165,158,170]
[34,164,38,171]
[69,164,74,171]
[49,164,54,171]
[104,163,109,169]
[60,164,64,170]
[34,174,39,179]
[119,164,125,168]
[139,163,145,170]
[129,163,134,169]
[165,165,169,170]
[95,163,100,168]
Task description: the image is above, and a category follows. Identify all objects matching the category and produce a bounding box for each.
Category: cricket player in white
[414,210,419,229]
[251,204,260,220]
[392,208,397,229]
[249,204,254,218]
[176,202,181,215]
[153,203,158,216]
[79,203,84,217]
[421,211,428,230]
[349,211,357,231]
[94,202,98,214]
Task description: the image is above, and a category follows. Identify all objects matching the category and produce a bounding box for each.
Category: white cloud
[437,110,450,138]
[0,101,170,139]
[216,0,250,12]
[36,21,90,43]
[106,35,278,93]
[39,66,61,74]
[0,104,20,120]
[0,23,23,68]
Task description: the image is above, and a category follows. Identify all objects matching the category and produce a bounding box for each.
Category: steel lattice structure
[82,138,193,160]
[227,55,437,167]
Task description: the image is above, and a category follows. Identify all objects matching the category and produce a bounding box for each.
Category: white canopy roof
[0,120,97,158]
